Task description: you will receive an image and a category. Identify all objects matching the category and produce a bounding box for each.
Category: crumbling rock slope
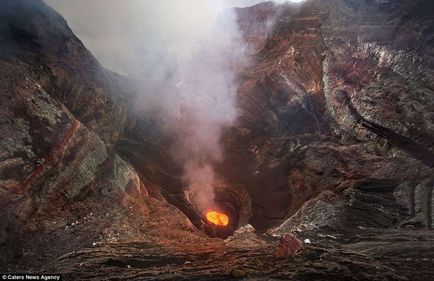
[227,0,434,230]
[1,0,434,280]
[0,0,206,272]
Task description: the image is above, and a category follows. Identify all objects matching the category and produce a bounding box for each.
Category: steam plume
[44,0,304,212]
[44,0,252,212]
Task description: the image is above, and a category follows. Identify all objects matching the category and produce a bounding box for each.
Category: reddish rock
[274,233,303,258]
[1,1,434,280]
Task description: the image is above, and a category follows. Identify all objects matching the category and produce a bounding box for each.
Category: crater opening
[185,181,252,238]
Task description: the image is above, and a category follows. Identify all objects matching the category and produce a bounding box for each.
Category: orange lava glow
[206,210,229,226]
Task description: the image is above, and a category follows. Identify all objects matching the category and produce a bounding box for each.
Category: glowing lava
[206,210,229,226]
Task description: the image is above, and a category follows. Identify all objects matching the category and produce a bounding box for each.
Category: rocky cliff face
[0,0,206,272]
[1,0,434,280]
[226,0,434,230]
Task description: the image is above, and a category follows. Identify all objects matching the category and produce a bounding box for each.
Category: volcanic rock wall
[217,0,434,230]
[1,0,434,273]
[0,0,205,271]
[104,0,434,232]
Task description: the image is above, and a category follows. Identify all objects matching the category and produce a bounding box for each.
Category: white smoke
[44,0,305,212]
[44,0,305,75]
[43,0,247,212]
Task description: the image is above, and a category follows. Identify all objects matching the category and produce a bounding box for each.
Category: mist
[44,0,302,213]
[42,0,243,213]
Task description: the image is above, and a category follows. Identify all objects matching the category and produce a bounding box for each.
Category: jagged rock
[219,0,434,230]
[230,268,247,278]
[1,0,434,280]
[0,0,200,272]
[274,233,303,258]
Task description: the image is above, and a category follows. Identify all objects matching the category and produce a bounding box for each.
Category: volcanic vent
[184,181,252,238]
